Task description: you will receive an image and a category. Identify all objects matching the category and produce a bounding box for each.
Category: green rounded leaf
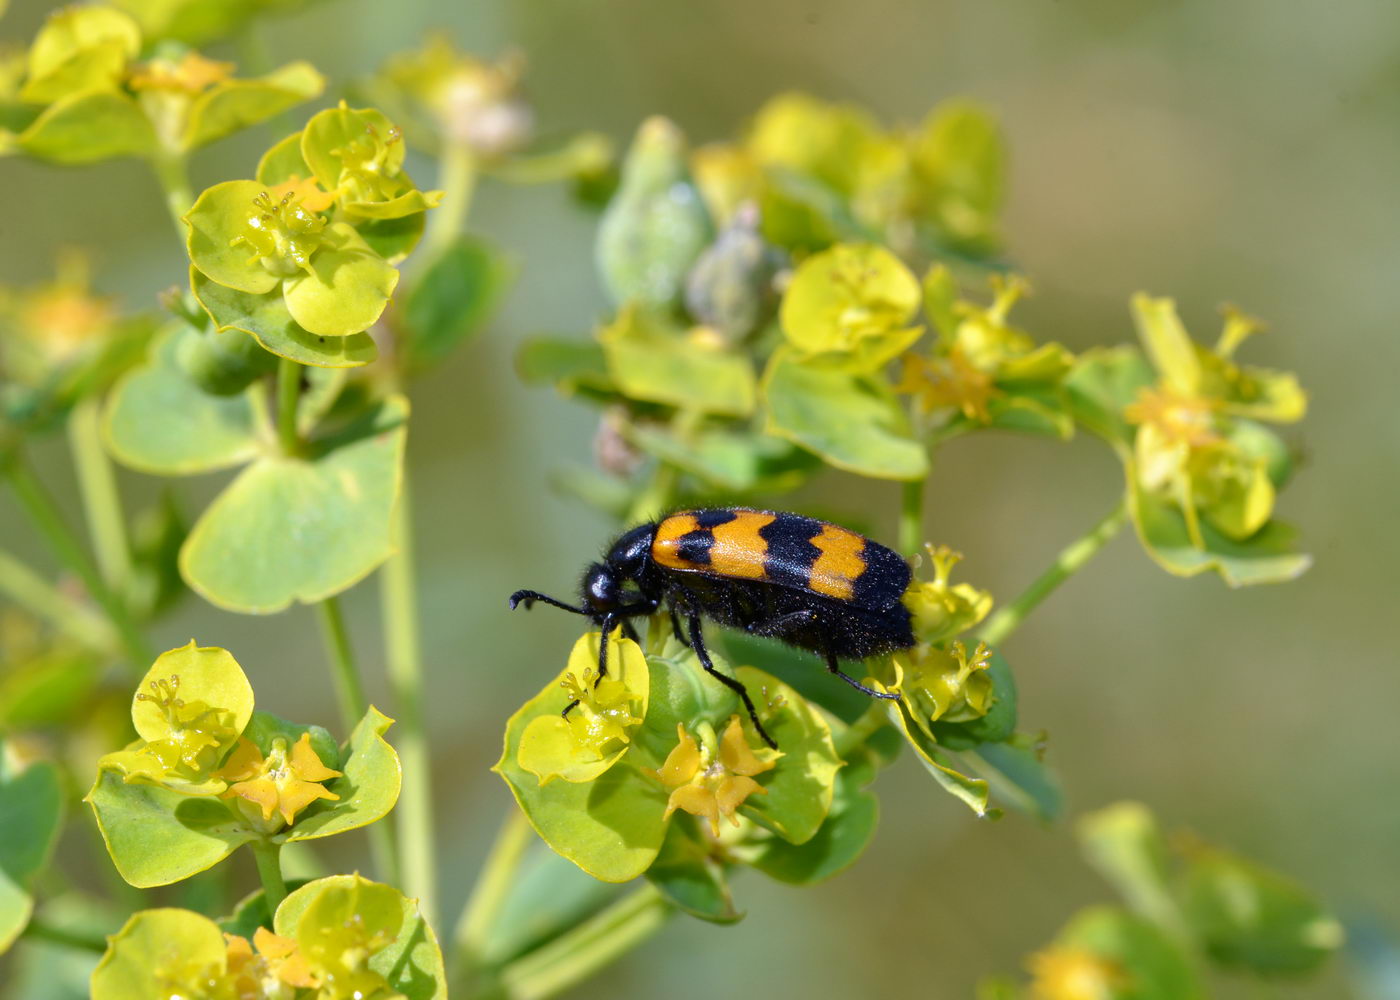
[130,641,254,746]
[185,179,283,295]
[399,234,516,371]
[763,347,927,480]
[749,746,878,885]
[1064,345,1155,449]
[23,7,139,102]
[301,105,404,193]
[284,706,401,843]
[180,395,408,613]
[274,875,447,1000]
[193,268,377,368]
[910,99,1005,248]
[0,752,63,953]
[85,771,254,887]
[184,61,325,151]
[16,92,155,164]
[282,224,400,337]
[599,305,756,416]
[646,819,742,923]
[779,242,920,361]
[256,130,310,185]
[1182,847,1342,976]
[102,326,262,475]
[1127,467,1312,586]
[91,909,227,1000]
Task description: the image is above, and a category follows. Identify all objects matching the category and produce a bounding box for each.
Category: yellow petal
[252,927,298,959]
[718,716,775,776]
[289,733,342,782]
[214,737,264,782]
[225,777,279,821]
[651,724,701,788]
[715,775,765,825]
[665,784,721,836]
[275,778,339,826]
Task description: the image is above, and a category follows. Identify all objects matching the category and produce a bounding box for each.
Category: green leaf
[599,305,756,417]
[102,326,261,475]
[274,875,447,1000]
[516,336,614,396]
[1127,469,1312,586]
[731,665,840,845]
[22,7,139,101]
[399,234,516,371]
[1181,846,1342,976]
[179,395,407,613]
[255,130,310,185]
[749,747,878,885]
[285,706,401,843]
[174,318,277,397]
[495,673,670,883]
[193,268,377,368]
[131,641,255,747]
[763,347,927,480]
[86,771,254,887]
[91,909,228,1000]
[1064,345,1155,448]
[16,91,155,164]
[476,846,616,967]
[0,752,64,953]
[884,697,995,817]
[184,61,325,151]
[779,243,920,364]
[1077,801,1184,937]
[911,99,1005,249]
[301,106,404,194]
[646,819,742,923]
[185,179,284,295]
[282,223,400,338]
[1053,905,1205,1000]
[962,737,1061,822]
[356,211,428,265]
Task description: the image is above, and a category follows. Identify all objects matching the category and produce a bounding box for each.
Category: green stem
[67,397,132,591]
[898,479,925,557]
[0,548,115,651]
[21,917,109,954]
[150,149,194,242]
[497,885,671,1000]
[315,596,400,884]
[978,498,1129,648]
[379,473,437,927]
[453,807,532,980]
[250,840,287,913]
[833,700,893,759]
[424,141,478,257]
[316,596,367,732]
[4,457,151,668]
[276,358,302,455]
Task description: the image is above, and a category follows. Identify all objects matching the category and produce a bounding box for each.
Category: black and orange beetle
[509,507,914,747]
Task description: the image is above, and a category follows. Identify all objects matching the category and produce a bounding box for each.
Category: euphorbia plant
[0,4,1340,1000]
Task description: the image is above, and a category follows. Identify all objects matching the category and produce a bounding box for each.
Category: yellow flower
[133,673,239,776]
[1027,945,1130,1000]
[889,639,994,730]
[901,544,993,645]
[128,51,234,94]
[651,717,778,836]
[216,733,342,832]
[897,347,998,421]
[7,250,116,365]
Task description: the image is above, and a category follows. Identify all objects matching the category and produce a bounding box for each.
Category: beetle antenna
[508,590,589,615]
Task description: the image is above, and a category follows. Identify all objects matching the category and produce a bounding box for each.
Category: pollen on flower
[230,190,328,277]
[896,348,998,421]
[128,52,235,93]
[651,717,779,836]
[134,674,237,774]
[892,639,994,726]
[1125,385,1220,449]
[216,733,342,831]
[558,666,643,751]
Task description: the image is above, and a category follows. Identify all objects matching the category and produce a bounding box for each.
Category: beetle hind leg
[824,648,900,700]
[686,612,778,749]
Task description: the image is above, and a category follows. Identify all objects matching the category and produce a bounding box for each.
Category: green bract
[0,747,63,954]
[91,876,445,1000]
[599,306,757,417]
[496,626,841,885]
[87,643,400,887]
[3,6,323,165]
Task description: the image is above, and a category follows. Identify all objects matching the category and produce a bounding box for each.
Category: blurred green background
[4,0,1398,996]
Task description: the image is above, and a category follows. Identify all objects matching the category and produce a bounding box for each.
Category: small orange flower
[651,717,778,836]
[128,52,234,94]
[217,733,342,831]
[896,348,998,422]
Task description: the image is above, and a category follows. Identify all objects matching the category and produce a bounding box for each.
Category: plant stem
[250,840,287,913]
[978,498,1129,648]
[379,474,437,927]
[276,358,302,455]
[424,141,478,257]
[315,595,400,884]
[898,478,925,557]
[834,700,893,759]
[316,596,367,733]
[0,548,115,651]
[4,456,151,669]
[497,885,671,1000]
[21,917,110,954]
[150,150,194,242]
[453,807,532,980]
[67,397,132,591]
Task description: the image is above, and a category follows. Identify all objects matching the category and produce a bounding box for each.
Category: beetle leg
[824,647,900,700]
[563,611,616,718]
[669,607,686,643]
[746,608,818,638]
[687,612,778,749]
[509,589,588,615]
